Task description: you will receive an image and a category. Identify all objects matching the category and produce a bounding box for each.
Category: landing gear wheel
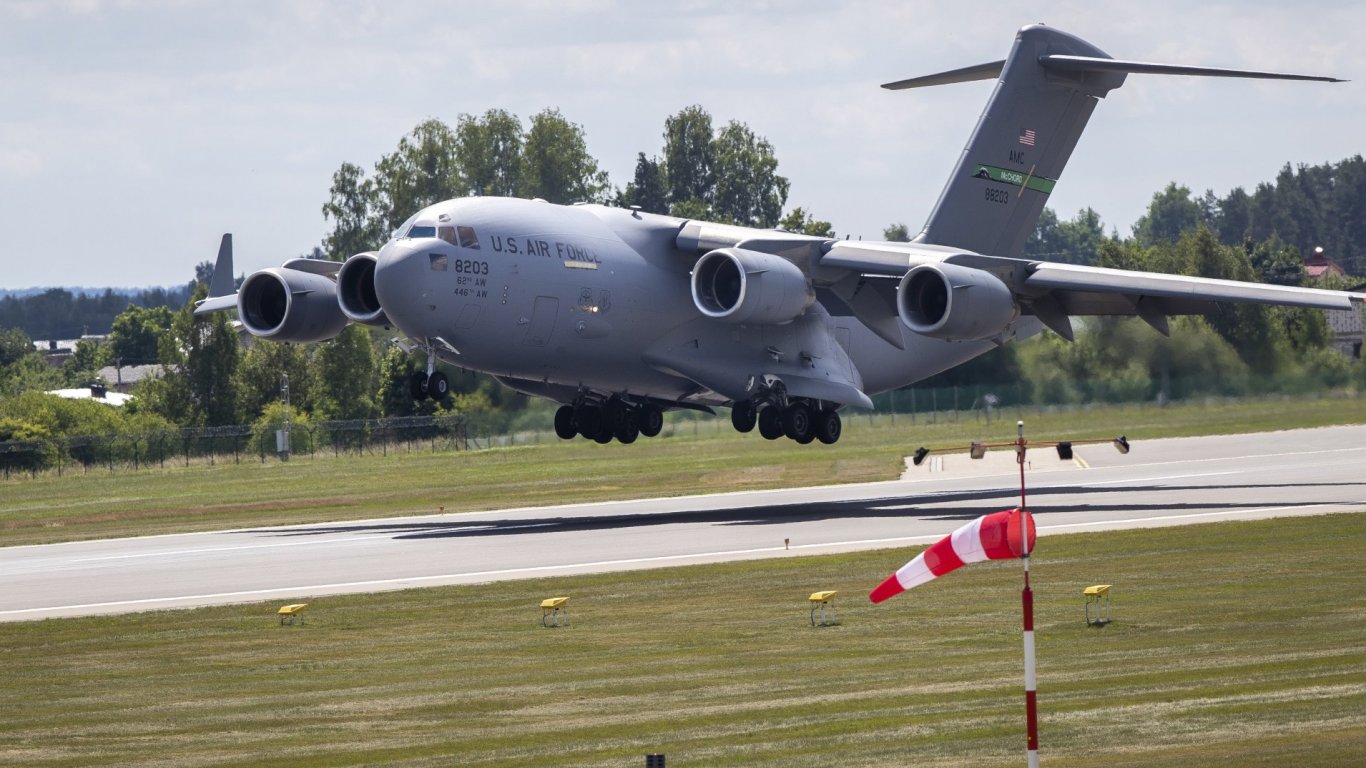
[575,405,603,440]
[615,418,639,444]
[427,371,449,400]
[593,427,614,444]
[554,405,577,440]
[784,403,813,443]
[639,405,664,437]
[730,401,757,433]
[758,407,784,440]
[816,409,842,445]
[409,371,430,400]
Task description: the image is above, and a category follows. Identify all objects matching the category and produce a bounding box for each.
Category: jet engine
[896,263,1018,341]
[237,267,348,343]
[336,252,389,326]
[691,247,813,325]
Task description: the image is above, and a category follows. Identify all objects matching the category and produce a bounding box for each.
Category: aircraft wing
[817,240,1365,341]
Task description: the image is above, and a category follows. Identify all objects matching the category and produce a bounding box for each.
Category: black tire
[616,419,639,444]
[730,401,757,433]
[409,371,429,400]
[816,409,842,445]
[784,402,813,442]
[605,401,629,432]
[639,405,664,437]
[594,427,614,444]
[553,405,577,440]
[427,371,449,400]
[758,407,784,440]
[576,405,603,440]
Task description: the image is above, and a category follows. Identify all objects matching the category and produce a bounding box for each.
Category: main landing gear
[731,397,842,445]
[554,399,665,444]
[409,370,449,401]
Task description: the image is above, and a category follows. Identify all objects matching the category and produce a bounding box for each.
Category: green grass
[5,395,1366,546]
[0,513,1362,766]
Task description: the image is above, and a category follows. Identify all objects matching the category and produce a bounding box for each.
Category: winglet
[208,234,235,298]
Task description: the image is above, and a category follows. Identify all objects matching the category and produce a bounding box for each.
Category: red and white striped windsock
[870,508,1036,603]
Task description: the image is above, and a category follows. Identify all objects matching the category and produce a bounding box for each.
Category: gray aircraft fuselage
[371,196,1000,409]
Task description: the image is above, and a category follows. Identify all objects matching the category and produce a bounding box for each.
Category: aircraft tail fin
[889,24,1342,258]
[208,233,235,298]
[194,233,238,316]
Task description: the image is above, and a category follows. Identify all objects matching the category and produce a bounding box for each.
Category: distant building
[1305,247,1364,358]
[1304,246,1345,279]
[96,363,164,393]
[46,384,135,407]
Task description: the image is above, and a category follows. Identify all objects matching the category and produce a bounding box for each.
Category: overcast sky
[2,0,1362,289]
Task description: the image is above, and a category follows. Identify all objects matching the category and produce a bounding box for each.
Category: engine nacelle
[691,247,813,325]
[897,262,1018,341]
[336,252,389,326]
[237,267,348,343]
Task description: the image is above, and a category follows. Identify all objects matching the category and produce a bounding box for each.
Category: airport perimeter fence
[3,374,1363,478]
[0,413,474,478]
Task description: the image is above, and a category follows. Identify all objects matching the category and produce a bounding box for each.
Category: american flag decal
[1018,128,1036,146]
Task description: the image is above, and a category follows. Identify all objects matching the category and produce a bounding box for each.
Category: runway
[3,425,1365,622]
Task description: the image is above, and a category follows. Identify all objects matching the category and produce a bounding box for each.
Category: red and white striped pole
[1017,421,1039,768]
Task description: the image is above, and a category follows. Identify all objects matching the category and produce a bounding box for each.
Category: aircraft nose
[373,241,428,325]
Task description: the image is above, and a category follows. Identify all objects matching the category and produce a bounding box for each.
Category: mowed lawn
[1,513,1362,767]
[5,396,1366,546]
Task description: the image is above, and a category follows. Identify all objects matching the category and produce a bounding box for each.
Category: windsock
[870,508,1035,603]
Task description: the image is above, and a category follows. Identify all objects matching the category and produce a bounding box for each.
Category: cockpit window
[407,225,437,239]
[438,226,458,245]
[389,213,420,243]
[457,225,480,249]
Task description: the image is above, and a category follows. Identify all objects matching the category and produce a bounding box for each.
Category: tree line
[3,104,1365,452]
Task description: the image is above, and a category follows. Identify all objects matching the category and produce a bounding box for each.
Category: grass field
[0,513,1362,767]
[4,395,1366,546]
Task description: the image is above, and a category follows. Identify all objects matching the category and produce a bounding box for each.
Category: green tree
[1133,183,1205,246]
[663,105,715,209]
[621,153,668,214]
[371,119,462,235]
[710,120,789,227]
[0,327,34,368]
[455,109,524,197]
[108,305,174,365]
[883,223,911,242]
[321,161,383,260]
[63,338,109,386]
[1026,207,1110,263]
[237,340,316,421]
[315,325,378,421]
[518,108,610,204]
[149,286,242,426]
[778,207,834,237]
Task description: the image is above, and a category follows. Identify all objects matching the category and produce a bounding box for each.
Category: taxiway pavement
[3,425,1364,621]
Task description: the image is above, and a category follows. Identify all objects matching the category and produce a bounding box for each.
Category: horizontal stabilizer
[1039,54,1345,83]
[194,294,237,316]
[881,59,1005,90]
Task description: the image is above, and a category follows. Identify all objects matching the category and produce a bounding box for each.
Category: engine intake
[897,262,1018,341]
[238,267,348,343]
[337,252,389,326]
[691,247,813,325]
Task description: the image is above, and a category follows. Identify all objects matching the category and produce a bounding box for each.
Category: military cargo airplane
[198,24,1352,446]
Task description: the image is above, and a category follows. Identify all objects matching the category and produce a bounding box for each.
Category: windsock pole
[1016,421,1039,768]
